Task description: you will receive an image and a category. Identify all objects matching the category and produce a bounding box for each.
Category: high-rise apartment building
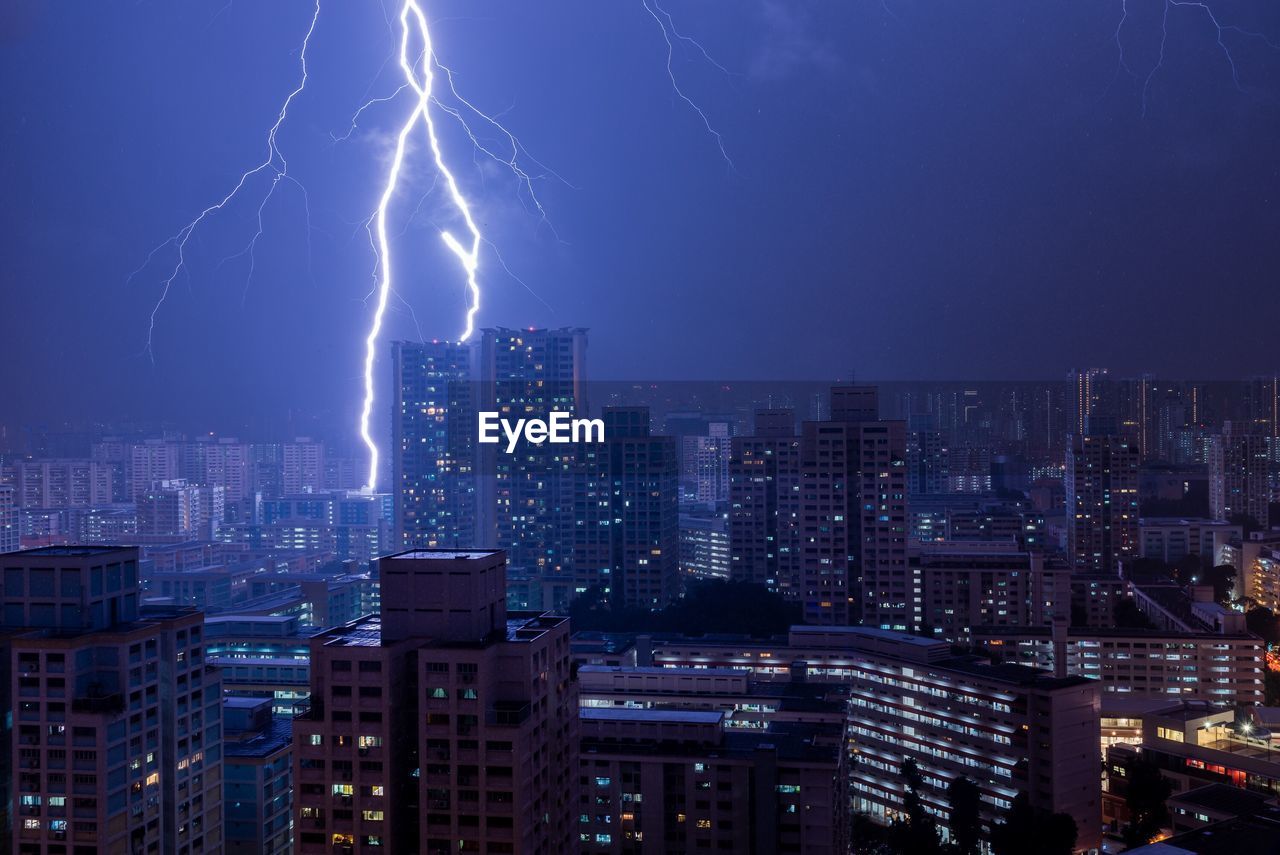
[391,340,475,550]
[1069,368,1111,437]
[282,440,325,497]
[131,439,182,502]
[0,546,223,854]
[138,479,223,540]
[570,408,679,609]
[680,422,732,505]
[3,459,113,509]
[1065,430,1140,572]
[729,409,800,597]
[477,327,587,578]
[1209,421,1271,529]
[0,486,17,554]
[223,697,292,855]
[799,388,910,628]
[292,549,578,854]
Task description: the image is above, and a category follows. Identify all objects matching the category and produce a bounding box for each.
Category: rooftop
[6,545,132,557]
[385,549,502,561]
[224,717,293,759]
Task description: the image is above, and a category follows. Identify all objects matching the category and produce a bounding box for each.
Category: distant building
[0,485,16,554]
[681,422,732,505]
[679,506,730,581]
[729,409,800,596]
[1066,430,1140,572]
[916,542,1070,642]
[282,439,325,496]
[571,408,679,609]
[391,340,475,550]
[800,388,909,628]
[1139,517,1242,566]
[3,458,113,509]
[1209,421,1271,529]
[477,327,588,582]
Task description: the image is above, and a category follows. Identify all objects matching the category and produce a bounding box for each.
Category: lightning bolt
[642,0,735,172]
[358,0,485,492]
[129,0,320,361]
[1109,0,1280,116]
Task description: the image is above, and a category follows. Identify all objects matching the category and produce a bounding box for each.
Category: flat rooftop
[581,708,724,725]
[385,549,501,561]
[7,545,131,557]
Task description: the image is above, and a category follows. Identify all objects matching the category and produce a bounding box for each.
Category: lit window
[361,810,385,822]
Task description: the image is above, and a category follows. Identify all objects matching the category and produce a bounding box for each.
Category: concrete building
[577,709,846,855]
[0,486,17,554]
[223,697,292,855]
[973,624,1264,706]
[205,614,318,716]
[138,479,222,540]
[798,388,910,628]
[1140,518,1243,566]
[678,506,730,581]
[576,664,848,732]
[292,549,578,854]
[282,440,325,497]
[728,409,801,596]
[1066,430,1140,572]
[916,542,1070,642]
[130,440,182,503]
[1,545,224,854]
[1209,422,1272,530]
[391,340,476,551]
[648,626,1102,851]
[681,423,732,505]
[570,408,679,610]
[477,327,587,584]
[4,459,114,510]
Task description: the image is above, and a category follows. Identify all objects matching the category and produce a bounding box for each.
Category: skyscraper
[729,409,801,596]
[477,327,587,578]
[292,549,578,854]
[1,546,223,854]
[1210,421,1272,529]
[391,340,476,550]
[570,407,679,609]
[1065,428,1140,572]
[0,486,17,554]
[282,439,325,496]
[798,388,910,628]
[1068,368,1111,437]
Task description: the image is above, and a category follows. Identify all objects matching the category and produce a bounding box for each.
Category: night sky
[3,0,1279,431]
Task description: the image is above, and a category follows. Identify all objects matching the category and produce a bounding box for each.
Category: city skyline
[4,2,1280,429]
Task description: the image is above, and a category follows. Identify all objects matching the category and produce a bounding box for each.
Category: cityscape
[5,3,1280,855]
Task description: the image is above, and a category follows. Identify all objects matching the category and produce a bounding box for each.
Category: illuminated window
[332,784,354,796]
[309,734,323,746]
[358,735,383,749]
[1157,726,1185,743]
[361,810,385,822]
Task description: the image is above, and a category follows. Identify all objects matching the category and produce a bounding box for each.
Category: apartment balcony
[486,701,532,727]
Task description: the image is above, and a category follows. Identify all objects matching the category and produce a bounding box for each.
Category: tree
[889,758,941,855]
[1204,563,1238,604]
[990,793,1078,855]
[946,777,982,855]
[1123,755,1173,847]
[1114,597,1157,630]
[1247,606,1280,645]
